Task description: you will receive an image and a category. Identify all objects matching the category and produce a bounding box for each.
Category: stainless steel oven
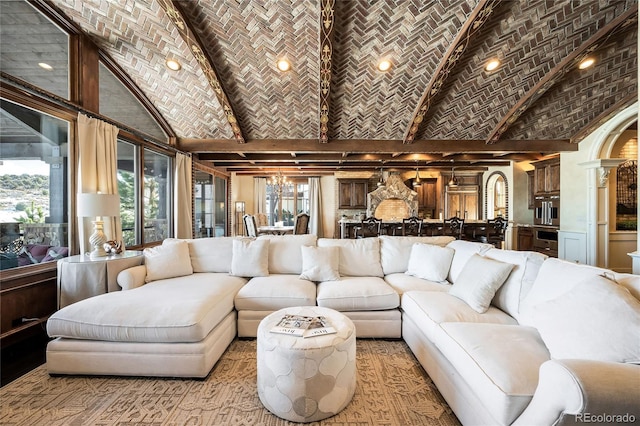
[533,226,558,256]
[534,194,560,226]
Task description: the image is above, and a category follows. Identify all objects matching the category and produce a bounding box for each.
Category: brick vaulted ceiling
[45,0,638,174]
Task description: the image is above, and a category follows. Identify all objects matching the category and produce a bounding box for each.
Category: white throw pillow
[448,254,515,313]
[230,238,269,277]
[299,245,340,282]
[405,243,454,282]
[317,238,384,277]
[523,274,640,363]
[144,239,193,283]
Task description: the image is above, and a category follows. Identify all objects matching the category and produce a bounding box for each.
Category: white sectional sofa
[46,235,640,425]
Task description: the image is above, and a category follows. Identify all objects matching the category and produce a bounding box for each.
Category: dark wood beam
[179,138,576,154]
[402,0,502,143]
[319,0,335,143]
[486,7,638,143]
[158,0,245,143]
[198,152,543,163]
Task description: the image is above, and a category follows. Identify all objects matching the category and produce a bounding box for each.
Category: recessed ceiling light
[165,58,182,71]
[578,57,595,69]
[377,59,392,72]
[38,62,53,71]
[484,58,501,72]
[277,59,291,72]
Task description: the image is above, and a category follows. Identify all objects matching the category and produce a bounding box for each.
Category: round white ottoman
[257,306,356,423]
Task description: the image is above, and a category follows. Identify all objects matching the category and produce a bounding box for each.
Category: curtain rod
[1,72,184,155]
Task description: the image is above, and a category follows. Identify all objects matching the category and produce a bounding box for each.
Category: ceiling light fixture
[377,162,386,187]
[578,57,595,70]
[165,58,182,71]
[38,62,53,71]
[277,58,291,72]
[448,167,458,188]
[484,58,501,72]
[377,59,392,72]
[412,163,421,187]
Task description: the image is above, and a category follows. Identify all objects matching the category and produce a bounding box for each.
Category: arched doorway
[585,103,638,271]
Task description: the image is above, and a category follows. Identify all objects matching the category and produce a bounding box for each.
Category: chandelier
[270,170,290,196]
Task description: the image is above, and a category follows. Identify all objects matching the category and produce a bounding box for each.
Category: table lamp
[77,192,120,259]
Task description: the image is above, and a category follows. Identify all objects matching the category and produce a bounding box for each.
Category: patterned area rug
[0,339,460,426]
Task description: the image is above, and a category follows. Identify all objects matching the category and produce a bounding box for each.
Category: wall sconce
[77,193,120,259]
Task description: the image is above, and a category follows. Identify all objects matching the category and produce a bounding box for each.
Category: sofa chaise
[46,234,640,425]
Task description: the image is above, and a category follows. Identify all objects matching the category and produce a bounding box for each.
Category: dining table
[258,225,294,235]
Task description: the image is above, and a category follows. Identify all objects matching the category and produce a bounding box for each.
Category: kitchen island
[338,218,500,242]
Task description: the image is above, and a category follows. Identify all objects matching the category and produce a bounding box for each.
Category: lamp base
[89,219,108,259]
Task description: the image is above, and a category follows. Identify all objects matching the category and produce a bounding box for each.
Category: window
[117,140,138,247]
[194,171,227,237]
[267,178,309,226]
[0,99,70,270]
[117,142,173,246]
[143,149,171,244]
[616,160,637,231]
[0,1,69,99]
[99,62,166,140]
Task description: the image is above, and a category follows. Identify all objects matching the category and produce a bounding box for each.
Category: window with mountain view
[0,99,70,270]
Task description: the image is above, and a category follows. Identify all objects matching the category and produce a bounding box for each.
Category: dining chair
[243,214,258,238]
[443,216,464,240]
[293,213,310,234]
[255,213,268,227]
[402,216,423,236]
[355,217,382,238]
[486,216,508,248]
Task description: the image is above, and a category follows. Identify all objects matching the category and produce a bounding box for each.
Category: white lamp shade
[77,193,120,218]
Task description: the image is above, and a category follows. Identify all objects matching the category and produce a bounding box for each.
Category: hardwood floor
[1,328,49,387]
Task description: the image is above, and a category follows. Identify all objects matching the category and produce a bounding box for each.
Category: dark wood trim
[486,7,639,143]
[1,80,77,121]
[403,0,503,143]
[158,0,245,143]
[319,0,335,143]
[179,138,577,154]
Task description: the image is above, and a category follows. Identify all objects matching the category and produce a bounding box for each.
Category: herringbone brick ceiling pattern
[48,0,637,171]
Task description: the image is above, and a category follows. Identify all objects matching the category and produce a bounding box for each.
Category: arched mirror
[485,172,508,220]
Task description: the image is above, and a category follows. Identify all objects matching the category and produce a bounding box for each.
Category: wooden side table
[56,251,144,309]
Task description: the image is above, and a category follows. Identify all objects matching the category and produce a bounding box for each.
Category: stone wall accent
[367,174,418,218]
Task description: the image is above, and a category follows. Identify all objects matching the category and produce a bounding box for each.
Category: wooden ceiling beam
[486,7,638,143]
[198,152,542,163]
[319,0,335,143]
[221,162,508,172]
[180,138,576,154]
[402,0,502,143]
[158,0,245,142]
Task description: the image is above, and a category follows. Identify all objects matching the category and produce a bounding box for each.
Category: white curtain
[309,177,323,237]
[77,113,120,254]
[174,153,193,239]
[254,177,267,214]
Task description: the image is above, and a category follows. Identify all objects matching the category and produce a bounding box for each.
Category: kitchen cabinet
[526,170,535,209]
[446,191,479,220]
[338,179,368,209]
[442,171,482,220]
[517,226,534,251]
[533,157,560,194]
[414,179,438,218]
